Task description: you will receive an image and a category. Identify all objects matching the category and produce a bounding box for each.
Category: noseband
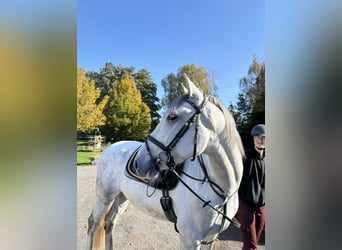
[145,94,208,171]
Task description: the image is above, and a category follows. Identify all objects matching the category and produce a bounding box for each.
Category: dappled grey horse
[86,75,244,250]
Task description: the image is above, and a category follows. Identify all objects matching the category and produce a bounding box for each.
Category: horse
[86,75,245,250]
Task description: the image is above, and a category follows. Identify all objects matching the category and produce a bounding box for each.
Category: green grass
[77,151,102,165]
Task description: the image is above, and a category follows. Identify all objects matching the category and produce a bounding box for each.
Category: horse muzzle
[133,156,161,181]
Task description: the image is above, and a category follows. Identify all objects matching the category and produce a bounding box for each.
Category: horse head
[133,75,242,181]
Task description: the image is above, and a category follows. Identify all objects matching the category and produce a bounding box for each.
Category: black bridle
[145,94,208,171]
[144,94,241,233]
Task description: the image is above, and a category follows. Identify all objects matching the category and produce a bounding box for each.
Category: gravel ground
[77,165,265,250]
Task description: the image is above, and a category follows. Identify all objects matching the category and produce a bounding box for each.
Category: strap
[201,202,228,245]
[160,189,179,233]
[147,135,168,151]
[170,167,240,228]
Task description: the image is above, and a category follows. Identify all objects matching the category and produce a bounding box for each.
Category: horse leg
[200,234,218,250]
[179,240,201,250]
[178,233,202,250]
[200,242,215,250]
[104,192,129,250]
[178,227,218,250]
[86,198,111,250]
[179,237,215,250]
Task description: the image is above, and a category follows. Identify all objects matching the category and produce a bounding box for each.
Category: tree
[88,62,161,131]
[134,68,161,130]
[230,56,265,148]
[87,62,135,100]
[229,93,252,128]
[77,67,108,132]
[101,74,151,141]
[161,63,217,111]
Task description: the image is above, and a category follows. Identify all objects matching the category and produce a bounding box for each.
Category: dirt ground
[77,165,265,250]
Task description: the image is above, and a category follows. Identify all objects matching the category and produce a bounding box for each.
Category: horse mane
[207,95,245,158]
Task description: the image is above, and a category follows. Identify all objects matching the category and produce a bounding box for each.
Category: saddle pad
[125,146,184,190]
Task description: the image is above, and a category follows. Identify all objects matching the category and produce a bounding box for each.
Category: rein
[182,155,227,199]
[170,158,240,245]
[170,158,240,228]
[143,94,240,244]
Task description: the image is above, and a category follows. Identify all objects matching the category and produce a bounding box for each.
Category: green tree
[161,63,217,110]
[101,74,151,141]
[134,68,161,130]
[87,62,135,100]
[77,67,108,132]
[88,62,161,131]
[230,56,265,148]
[229,93,252,128]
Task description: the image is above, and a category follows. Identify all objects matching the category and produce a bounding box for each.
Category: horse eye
[167,114,178,121]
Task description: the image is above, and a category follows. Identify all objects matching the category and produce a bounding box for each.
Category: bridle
[145,94,208,171]
[144,93,241,232]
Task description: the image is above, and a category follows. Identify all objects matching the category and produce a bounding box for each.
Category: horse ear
[180,82,188,94]
[183,73,202,99]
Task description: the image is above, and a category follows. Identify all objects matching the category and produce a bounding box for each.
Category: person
[237,124,265,250]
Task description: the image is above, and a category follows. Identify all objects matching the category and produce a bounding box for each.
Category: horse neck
[204,140,242,196]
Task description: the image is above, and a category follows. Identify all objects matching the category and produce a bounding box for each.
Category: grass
[77,140,112,165]
[77,151,102,165]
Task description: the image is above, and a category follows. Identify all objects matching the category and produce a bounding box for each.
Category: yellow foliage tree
[77,67,108,132]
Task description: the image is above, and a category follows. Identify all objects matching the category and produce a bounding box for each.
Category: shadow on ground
[219,224,265,246]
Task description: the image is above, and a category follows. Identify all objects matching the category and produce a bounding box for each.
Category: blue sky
[78,0,264,107]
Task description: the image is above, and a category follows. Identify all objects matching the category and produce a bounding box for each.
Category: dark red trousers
[236,199,265,250]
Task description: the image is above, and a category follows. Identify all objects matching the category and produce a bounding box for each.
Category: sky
[77,0,264,107]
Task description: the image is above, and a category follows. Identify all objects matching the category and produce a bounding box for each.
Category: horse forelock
[207,96,245,158]
[166,94,188,113]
